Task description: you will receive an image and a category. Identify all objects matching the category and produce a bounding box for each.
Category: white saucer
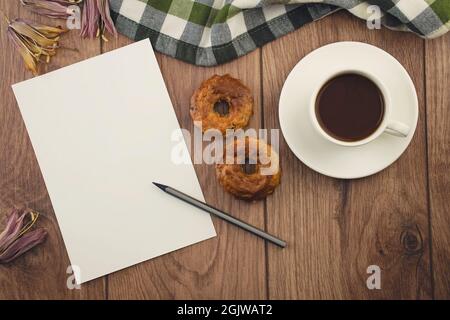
[279,42,418,179]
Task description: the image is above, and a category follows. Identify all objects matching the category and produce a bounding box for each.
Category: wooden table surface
[0,2,449,300]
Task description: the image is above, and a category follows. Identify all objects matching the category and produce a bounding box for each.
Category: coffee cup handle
[385,120,410,137]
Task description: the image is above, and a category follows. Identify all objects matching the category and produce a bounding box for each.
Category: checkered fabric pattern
[109,0,450,66]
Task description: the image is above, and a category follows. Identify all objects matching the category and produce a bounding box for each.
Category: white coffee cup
[309,68,410,147]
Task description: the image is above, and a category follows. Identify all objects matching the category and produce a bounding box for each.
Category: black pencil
[153,182,286,248]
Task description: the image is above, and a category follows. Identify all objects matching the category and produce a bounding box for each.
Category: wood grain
[426,35,450,299]
[262,11,432,299]
[0,2,449,300]
[0,2,105,299]
[102,35,266,299]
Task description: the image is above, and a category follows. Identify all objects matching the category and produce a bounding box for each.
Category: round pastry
[190,74,253,134]
[216,137,281,200]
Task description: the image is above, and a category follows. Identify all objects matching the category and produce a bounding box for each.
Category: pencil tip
[153,182,167,191]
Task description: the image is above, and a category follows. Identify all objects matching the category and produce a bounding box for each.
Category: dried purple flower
[81,0,99,38]
[81,0,117,41]
[20,0,82,19]
[0,209,47,264]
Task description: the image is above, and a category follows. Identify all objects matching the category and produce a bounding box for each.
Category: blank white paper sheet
[12,39,216,284]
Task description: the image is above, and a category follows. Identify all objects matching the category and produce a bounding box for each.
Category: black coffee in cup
[315,73,385,142]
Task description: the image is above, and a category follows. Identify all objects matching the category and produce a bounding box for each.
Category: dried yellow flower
[6,17,67,75]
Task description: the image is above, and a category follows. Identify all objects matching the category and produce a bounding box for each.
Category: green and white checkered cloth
[109,0,450,66]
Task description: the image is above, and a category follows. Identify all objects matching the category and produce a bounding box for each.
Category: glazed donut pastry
[190,74,253,134]
[216,137,281,200]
